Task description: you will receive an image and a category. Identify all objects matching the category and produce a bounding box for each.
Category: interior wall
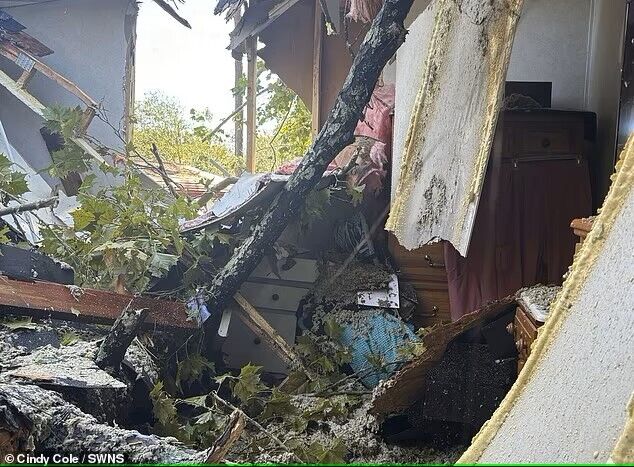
[586,0,627,207]
[506,0,593,110]
[0,0,135,186]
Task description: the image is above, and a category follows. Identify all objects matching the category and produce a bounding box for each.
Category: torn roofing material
[0,8,53,56]
[137,161,225,199]
[179,172,289,233]
[458,135,634,463]
[386,0,523,256]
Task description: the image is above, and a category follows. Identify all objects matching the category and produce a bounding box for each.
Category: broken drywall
[387,0,523,255]
[458,136,634,463]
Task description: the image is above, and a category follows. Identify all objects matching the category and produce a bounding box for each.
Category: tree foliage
[132,91,243,175]
[39,169,199,293]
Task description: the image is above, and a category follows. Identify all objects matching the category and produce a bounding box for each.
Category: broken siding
[386,0,523,255]
[0,0,136,184]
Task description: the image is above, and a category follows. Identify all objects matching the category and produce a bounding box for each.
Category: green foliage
[42,106,92,178]
[0,153,29,244]
[175,353,215,393]
[232,363,266,404]
[0,316,38,331]
[150,381,184,438]
[59,330,80,346]
[132,91,243,175]
[254,69,311,172]
[39,170,199,293]
[0,153,29,199]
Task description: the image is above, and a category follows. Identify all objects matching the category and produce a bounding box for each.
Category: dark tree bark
[204,0,415,326]
[0,383,211,462]
[95,303,148,373]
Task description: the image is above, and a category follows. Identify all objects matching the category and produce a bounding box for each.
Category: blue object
[340,312,418,388]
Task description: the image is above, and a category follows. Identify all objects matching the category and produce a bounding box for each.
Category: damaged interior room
[0,0,632,464]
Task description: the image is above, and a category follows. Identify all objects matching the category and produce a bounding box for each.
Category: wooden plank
[311,0,323,139]
[233,292,312,377]
[0,43,98,108]
[0,66,106,167]
[245,36,257,173]
[0,275,195,329]
[370,296,516,416]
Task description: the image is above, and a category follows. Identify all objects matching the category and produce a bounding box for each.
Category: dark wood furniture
[389,109,595,328]
[388,234,451,328]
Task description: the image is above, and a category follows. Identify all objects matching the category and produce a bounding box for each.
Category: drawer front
[388,234,450,328]
[502,120,585,159]
[411,284,451,327]
[389,236,448,282]
[223,309,297,374]
[239,282,310,313]
[250,258,318,284]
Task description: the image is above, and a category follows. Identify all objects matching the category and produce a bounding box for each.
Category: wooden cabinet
[388,235,451,328]
[511,305,543,373]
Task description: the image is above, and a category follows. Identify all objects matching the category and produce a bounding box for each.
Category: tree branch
[0,196,58,217]
[202,0,413,321]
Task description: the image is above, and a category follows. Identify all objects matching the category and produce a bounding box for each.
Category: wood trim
[0,43,98,108]
[311,0,323,139]
[246,35,257,172]
[0,275,194,329]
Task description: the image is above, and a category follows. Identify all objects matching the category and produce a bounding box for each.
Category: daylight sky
[135,0,236,122]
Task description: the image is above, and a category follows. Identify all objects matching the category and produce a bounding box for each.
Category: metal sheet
[386,0,523,256]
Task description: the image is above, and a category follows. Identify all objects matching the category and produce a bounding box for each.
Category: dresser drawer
[239,282,310,313]
[499,116,586,160]
[411,284,452,327]
[223,308,297,374]
[389,237,447,281]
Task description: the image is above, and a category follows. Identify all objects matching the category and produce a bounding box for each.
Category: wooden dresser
[388,234,451,328]
[388,109,595,328]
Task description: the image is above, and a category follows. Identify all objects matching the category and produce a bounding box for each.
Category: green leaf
[346,182,366,207]
[261,387,296,420]
[175,353,215,392]
[71,208,96,230]
[232,363,265,404]
[60,330,80,346]
[150,381,178,427]
[323,316,344,340]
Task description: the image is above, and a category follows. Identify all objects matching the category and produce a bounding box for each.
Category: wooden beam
[0,62,106,167]
[233,292,312,377]
[245,35,258,173]
[0,275,195,329]
[15,68,35,89]
[0,43,98,108]
[311,0,323,139]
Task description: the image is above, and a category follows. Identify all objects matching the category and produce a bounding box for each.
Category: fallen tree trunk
[0,383,211,462]
[203,0,415,324]
[95,302,149,373]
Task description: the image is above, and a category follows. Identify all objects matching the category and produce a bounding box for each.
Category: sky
[135,0,236,122]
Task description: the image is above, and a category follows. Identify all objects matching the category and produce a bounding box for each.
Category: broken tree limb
[0,383,212,462]
[95,301,149,373]
[209,391,304,463]
[233,293,315,379]
[0,196,58,217]
[205,410,245,463]
[203,0,415,323]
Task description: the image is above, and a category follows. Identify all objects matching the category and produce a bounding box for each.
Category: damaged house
[0,0,632,464]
